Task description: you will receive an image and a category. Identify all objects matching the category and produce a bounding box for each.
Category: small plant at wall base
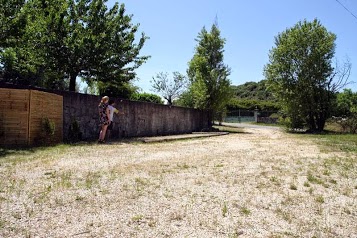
[38,117,56,145]
[68,119,82,143]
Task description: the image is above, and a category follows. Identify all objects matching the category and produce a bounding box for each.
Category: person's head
[101,96,109,104]
[108,99,115,106]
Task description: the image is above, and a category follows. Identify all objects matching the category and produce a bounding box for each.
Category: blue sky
[107,0,357,93]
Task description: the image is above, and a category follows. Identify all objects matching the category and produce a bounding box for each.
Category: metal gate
[225,109,255,123]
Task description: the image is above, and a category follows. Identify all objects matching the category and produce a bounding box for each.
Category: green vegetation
[185,23,232,124]
[264,19,351,132]
[0,0,148,94]
[228,81,280,111]
[130,92,164,104]
[305,133,357,153]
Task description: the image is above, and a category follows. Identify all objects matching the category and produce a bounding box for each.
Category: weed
[56,171,73,188]
[303,181,310,187]
[240,206,251,216]
[169,211,184,221]
[131,214,144,222]
[289,184,297,190]
[0,219,6,229]
[75,195,85,201]
[222,202,228,217]
[307,172,323,185]
[177,163,190,169]
[134,177,150,192]
[322,170,331,176]
[275,208,292,223]
[315,195,324,203]
[270,176,281,186]
[85,172,101,189]
[329,179,337,184]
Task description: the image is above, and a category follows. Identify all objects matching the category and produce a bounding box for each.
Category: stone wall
[61,91,209,141]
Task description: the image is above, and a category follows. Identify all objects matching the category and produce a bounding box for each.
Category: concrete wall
[61,91,208,141]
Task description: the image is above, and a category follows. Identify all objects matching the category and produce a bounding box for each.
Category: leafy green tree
[151,72,187,105]
[0,0,26,47]
[336,89,357,117]
[264,19,350,132]
[0,0,149,93]
[187,24,232,125]
[333,89,357,133]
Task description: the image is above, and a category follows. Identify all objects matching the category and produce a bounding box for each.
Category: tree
[187,24,232,125]
[0,0,149,93]
[151,72,187,105]
[333,89,357,133]
[264,19,351,132]
[130,92,163,104]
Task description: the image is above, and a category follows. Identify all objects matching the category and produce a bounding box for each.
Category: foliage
[38,117,56,145]
[231,80,276,101]
[227,98,280,111]
[67,119,82,143]
[264,19,351,132]
[335,89,357,116]
[151,72,187,105]
[173,90,194,108]
[0,0,149,92]
[186,23,232,125]
[331,89,357,133]
[130,92,163,104]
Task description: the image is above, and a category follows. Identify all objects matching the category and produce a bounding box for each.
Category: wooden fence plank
[0,89,29,146]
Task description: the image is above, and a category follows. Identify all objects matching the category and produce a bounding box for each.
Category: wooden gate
[0,88,63,146]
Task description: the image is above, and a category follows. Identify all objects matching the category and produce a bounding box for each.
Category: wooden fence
[0,88,63,146]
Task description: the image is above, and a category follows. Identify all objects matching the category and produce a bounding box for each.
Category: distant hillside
[231,80,276,101]
[228,80,280,111]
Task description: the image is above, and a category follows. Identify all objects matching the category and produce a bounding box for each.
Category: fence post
[254,108,259,123]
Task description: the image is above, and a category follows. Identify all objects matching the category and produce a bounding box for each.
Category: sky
[106,0,357,93]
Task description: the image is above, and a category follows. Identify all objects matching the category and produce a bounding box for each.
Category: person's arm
[106,107,110,120]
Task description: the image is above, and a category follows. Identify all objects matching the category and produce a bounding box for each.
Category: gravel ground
[0,127,356,237]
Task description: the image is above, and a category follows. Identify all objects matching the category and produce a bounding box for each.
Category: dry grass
[0,127,356,237]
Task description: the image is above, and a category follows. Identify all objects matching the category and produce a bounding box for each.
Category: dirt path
[0,127,356,237]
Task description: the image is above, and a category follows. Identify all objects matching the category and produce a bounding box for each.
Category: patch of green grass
[239,206,251,216]
[0,144,72,165]
[85,171,101,189]
[56,171,73,188]
[305,133,357,153]
[270,176,281,186]
[315,195,324,203]
[307,172,323,185]
[212,125,244,134]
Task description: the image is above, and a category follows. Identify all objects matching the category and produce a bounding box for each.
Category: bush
[37,117,56,145]
[332,115,357,133]
[130,92,163,104]
[68,119,82,143]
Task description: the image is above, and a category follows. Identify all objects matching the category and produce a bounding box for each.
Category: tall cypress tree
[187,24,232,125]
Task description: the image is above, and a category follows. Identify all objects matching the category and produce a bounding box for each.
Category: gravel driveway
[0,126,356,237]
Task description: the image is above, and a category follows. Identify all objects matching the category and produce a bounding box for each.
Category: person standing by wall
[98,96,110,143]
[106,99,120,141]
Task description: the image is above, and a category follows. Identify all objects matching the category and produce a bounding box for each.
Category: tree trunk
[69,72,77,92]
